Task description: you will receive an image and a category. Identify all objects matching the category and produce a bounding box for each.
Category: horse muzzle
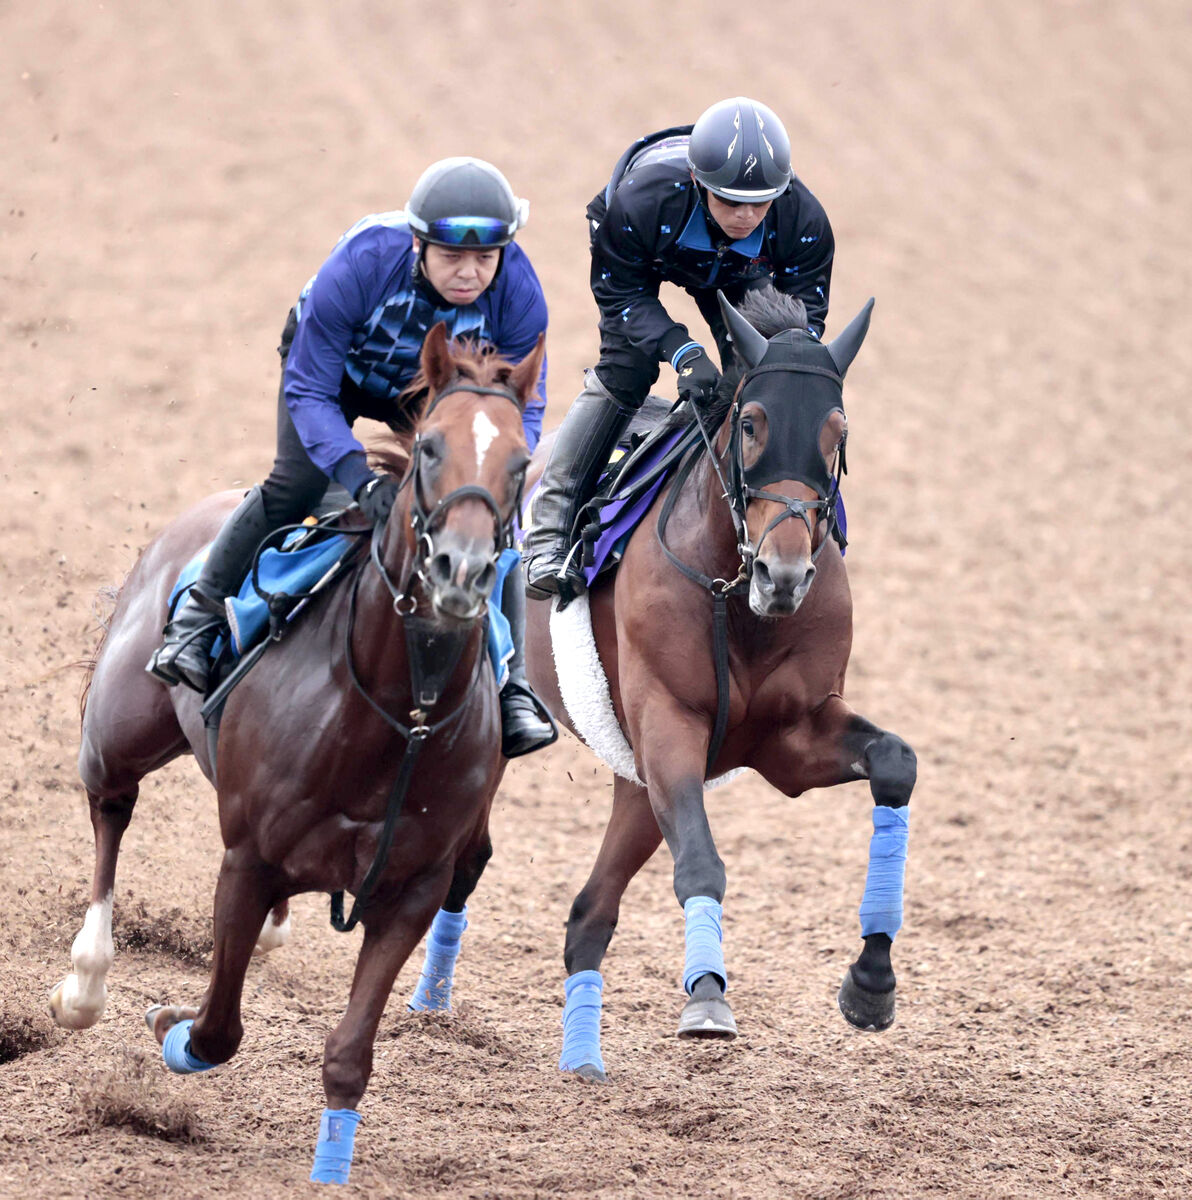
[423,538,497,622]
[749,555,815,617]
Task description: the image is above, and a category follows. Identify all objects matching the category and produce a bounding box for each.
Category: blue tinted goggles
[422,216,511,247]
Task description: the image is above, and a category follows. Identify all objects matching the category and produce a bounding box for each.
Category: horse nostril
[428,553,452,586]
[753,560,772,590]
[474,562,496,596]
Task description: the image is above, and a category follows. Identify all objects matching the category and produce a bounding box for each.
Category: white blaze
[473,411,500,472]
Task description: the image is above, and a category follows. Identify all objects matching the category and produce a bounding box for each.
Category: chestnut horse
[524,289,917,1080]
[49,325,543,1183]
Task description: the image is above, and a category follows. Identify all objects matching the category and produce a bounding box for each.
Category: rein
[655,365,845,776]
[329,376,523,933]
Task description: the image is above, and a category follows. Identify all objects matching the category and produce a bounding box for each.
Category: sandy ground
[2,2,1191,1197]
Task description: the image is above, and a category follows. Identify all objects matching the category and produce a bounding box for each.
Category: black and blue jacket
[284,212,548,492]
[587,128,834,363]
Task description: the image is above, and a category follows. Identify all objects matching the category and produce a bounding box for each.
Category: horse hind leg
[49,786,140,1030]
[407,831,492,1012]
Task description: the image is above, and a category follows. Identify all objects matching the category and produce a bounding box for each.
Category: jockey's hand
[355,474,399,526]
[673,344,721,409]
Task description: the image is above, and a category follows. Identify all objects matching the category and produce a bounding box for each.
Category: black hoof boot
[837,965,896,1032]
[500,681,558,758]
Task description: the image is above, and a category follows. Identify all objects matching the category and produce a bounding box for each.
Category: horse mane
[706,286,809,424]
[367,339,513,478]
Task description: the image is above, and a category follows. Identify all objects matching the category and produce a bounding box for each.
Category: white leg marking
[473,410,499,473]
[252,910,292,956]
[50,892,114,1029]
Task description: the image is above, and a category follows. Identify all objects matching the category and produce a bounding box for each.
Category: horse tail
[79,582,123,725]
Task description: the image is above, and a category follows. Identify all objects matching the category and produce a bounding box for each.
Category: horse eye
[741,419,755,438]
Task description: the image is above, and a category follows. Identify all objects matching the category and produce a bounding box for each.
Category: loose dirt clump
[0,1012,59,1065]
[113,901,212,968]
[68,1048,205,1144]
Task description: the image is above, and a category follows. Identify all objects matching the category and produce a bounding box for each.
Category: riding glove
[355,474,399,526]
[673,344,721,408]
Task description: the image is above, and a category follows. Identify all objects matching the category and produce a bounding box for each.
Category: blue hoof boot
[161,1019,217,1075]
[311,1108,361,1185]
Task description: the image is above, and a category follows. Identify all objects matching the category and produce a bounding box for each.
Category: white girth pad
[548,592,744,791]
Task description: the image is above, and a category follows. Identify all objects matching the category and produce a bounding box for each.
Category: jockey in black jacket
[524,97,834,599]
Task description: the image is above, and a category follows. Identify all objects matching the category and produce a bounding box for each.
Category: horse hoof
[566,1063,608,1084]
[837,966,896,1032]
[145,1004,199,1044]
[677,994,738,1039]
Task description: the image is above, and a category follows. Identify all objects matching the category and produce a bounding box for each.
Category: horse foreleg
[559,775,662,1081]
[151,846,280,1074]
[314,871,450,1184]
[49,789,137,1030]
[754,694,917,1032]
[407,828,492,1012]
[633,704,737,1042]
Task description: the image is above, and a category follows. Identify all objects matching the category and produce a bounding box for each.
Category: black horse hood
[737,333,843,497]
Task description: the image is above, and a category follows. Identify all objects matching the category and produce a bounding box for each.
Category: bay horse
[49,324,543,1183]
[523,288,917,1080]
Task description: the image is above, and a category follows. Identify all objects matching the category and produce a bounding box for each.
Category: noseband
[369,379,526,615]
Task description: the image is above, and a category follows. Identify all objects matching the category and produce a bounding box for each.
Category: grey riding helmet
[405,157,529,247]
[687,98,792,202]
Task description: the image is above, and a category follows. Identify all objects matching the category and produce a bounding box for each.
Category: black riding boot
[146,486,275,693]
[523,369,632,600]
[498,561,558,757]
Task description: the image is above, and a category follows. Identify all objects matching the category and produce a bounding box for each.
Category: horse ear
[503,333,546,409]
[421,322,456,392]
[825,298,875,378]
[717,290,768,368]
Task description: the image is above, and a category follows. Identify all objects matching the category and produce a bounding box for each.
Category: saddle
[573,396,703,586]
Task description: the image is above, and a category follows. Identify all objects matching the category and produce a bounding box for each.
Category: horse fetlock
[48,974,106,1029]
[189,1019,242,1066]
[865,735,917,806]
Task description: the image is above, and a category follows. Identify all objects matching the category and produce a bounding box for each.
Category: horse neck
[674,440,744,578]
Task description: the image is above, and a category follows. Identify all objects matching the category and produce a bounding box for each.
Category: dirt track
[2,3,1191,1197]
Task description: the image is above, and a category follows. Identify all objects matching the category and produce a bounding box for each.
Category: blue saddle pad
[169,535,517,689]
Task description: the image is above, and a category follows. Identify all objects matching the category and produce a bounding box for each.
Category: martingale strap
[330,583,483,934]
[655,444,748,776]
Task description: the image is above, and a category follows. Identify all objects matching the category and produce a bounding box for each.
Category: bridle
[330,374,526,935]
[367,378,527,617]
[661,361,846,598]
[657,361,846,775]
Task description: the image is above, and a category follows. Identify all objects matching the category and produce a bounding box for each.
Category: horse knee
[865,735,916,808]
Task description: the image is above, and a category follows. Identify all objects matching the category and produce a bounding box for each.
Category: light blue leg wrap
[859,805,909,937]
[408,906,468,1012]
[161,1019,217,1075]
[558,970,605,1074]
[683,896,727,994]
[310,1107,361,1185]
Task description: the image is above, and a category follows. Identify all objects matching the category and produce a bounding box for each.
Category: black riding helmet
[688,98,792,203]
[405,157,529,249]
